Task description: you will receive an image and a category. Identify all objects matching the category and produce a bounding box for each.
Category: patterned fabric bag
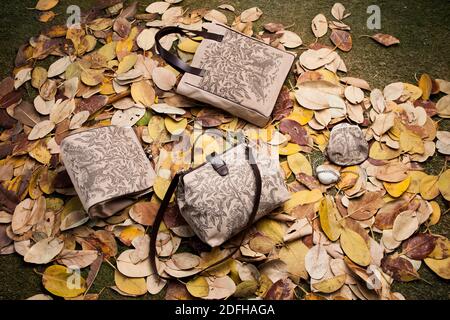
[150,133,290,276]
[155,23,295,127]
[60,126,156,219]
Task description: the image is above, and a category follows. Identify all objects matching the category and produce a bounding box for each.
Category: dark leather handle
[154,26,224,77]
[149,145,262,279]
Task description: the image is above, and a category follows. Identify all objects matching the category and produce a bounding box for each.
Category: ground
[0,0,449,300]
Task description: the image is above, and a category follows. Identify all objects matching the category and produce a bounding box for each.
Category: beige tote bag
[155,23,295,127]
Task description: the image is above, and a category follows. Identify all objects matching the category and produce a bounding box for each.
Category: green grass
[0,0,449,300]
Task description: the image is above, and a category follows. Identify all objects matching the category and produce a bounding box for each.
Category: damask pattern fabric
[60,126,156,216]
[177,143,290,247]
[176,23,295,127]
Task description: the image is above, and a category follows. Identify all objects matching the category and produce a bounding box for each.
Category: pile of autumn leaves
[0,0,449,300]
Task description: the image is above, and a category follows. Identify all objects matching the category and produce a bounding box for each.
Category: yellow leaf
[336,166,359,190]
[35,0,59,11]
[429,201,441,226]
[280,161,292,179]
[42,265,86,298]
[178,38,200,53]
[255,219,285,244]
[97,41,117,61]
[424,257,450,280]
[131,80,155,107]
[29,141,51,165]
[287,153,312,175]
[369,141,402,160]
[419,174,440,200]
[117,54,137,74]
[119,226,145,246]
[29,166,44,199]
[114,270,147,296]
[399,129,424,154]
[438,169,450,201]
[186,276,209,297]
[312,274,346,293]
[418,74,432,100]
[340,228,371,266]
[428,236,450,259]
[383,176,411,198]
[81,69,103,86]
[284,189,323,212]
[407,171,427,193]
[31,67,47,89]
[319,196,343,241]
[403,83,423,101]
[165,117,187,136]
[148,116,170,143]
[286,107,314,125]
[154,176,171,200]
[279,240,309,280]
[278,143,301,155]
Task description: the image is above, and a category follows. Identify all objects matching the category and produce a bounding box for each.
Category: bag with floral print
[155,23,295,127]
[60,126,156,219]
[149,132,290,277]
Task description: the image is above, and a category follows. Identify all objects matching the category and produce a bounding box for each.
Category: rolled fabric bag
[60,125,156,218]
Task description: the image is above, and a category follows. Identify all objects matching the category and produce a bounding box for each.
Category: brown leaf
[0,184,20,213]
[75,95,108,114]
[374,195,412,230]
[330,30,352,52]
[264,278,296,300]
[165,281,193,300]
[113,17,131,38]
[371,33,400,47]
[0,77,14,98]
[414,99,437,117]
[279,119,308,146]
[0,90,22,109]
[10,101,42,127]
[381,255,420,282]
[347,191,385,220]
[129,201,159,226]
[375,163,409,183]
[296,173,324,192]
[402,233,437,260]
[0,109,17,129]
[272,86,293,121]
[85,253,103,291]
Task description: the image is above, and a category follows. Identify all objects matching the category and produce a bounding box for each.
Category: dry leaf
[371,33,400,47]
[311,14,328,38]
[330,30,352,52]
[240,7,263,23]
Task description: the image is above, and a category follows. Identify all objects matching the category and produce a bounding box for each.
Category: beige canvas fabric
[177,143,290,247]
[60,126,156,218]
[176,23,295,127]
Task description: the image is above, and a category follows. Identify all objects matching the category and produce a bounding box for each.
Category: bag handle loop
[149,144,262,280]
[155,26,224,77]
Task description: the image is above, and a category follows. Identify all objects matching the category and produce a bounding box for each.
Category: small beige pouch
[60,126,156,218]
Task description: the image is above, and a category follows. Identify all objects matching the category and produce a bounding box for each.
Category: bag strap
[149,145,262,279]
[155,26,224,77]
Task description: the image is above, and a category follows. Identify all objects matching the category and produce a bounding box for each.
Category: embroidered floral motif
[61,126,155,213]
[177,144,290,247]
[198,30,284,105]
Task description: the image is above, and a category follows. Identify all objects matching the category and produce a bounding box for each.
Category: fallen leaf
[330,30,352,52]
[402,234,436,260]
[42,264,86,298]
[305,244,329,279]
[340,228,371,266]
[240,7,263,23]
[311,14,328,38]
[24,237,64,264]
[371,33,400,47]
[392,210,419,241]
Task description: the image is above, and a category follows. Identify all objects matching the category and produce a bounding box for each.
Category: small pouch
[60,126,156,218]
